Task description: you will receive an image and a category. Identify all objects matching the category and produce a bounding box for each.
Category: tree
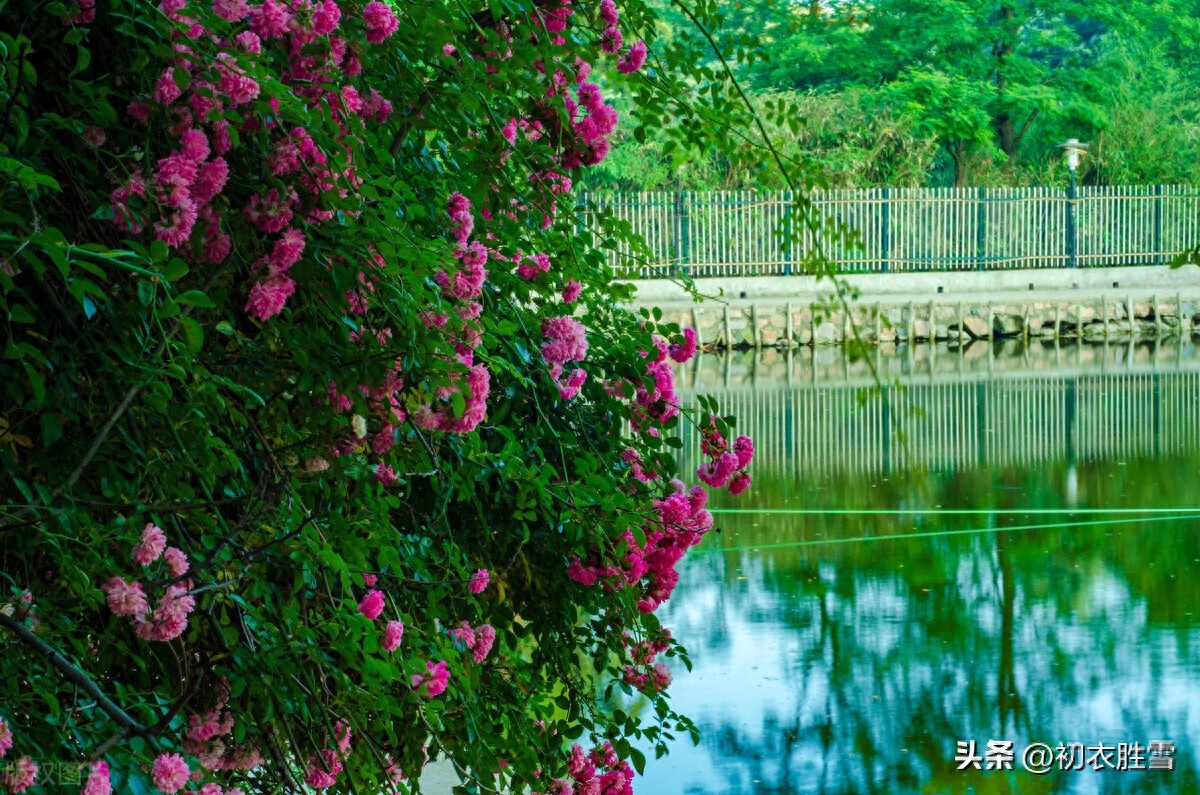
[742,0,1200,185]
[587,88,940,191]
[1083,39,1200,185]
[0,1,763,793]
[878,68,999,186]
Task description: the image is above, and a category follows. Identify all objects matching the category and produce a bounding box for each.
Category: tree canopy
[591,0,1200,189]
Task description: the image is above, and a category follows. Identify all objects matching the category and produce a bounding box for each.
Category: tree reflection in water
[635,425,1200,794]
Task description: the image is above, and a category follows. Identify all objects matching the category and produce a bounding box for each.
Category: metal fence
[675,369,1200,477]
[583,186,1200,276]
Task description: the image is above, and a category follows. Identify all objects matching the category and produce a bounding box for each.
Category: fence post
[976,381,986,467]
[671,192,681,276]
[881,187,890,274]
[976,188,986,272]
[1154,184,1164,266]
[783,189,793,276]
[677,191,690,276]
[1066,174,1078,268]
[880,385,891,476]
[1153,372,1162,457]
[1064,377,1077,465]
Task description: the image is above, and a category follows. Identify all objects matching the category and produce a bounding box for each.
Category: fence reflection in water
[674,341,1200,476]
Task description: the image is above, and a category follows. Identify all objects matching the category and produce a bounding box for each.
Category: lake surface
[636,340,1200,794]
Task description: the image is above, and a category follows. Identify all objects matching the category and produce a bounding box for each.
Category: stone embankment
[678,338,1200,393]
[630,265,1200,350]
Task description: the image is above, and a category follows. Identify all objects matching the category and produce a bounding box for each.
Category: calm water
[636,341,1200,794]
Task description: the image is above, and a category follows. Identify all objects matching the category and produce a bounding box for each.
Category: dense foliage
[589,0,1200,190]
[0,0,770,792]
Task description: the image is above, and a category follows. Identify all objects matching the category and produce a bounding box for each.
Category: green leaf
[71,45,91,76]
[21,360,44,406]
[163,258,189,281]
[175,289,215,308]
[1170,247,1199,268]
[179,316,204,355]
[629,746,647,776]
[8,304,34,324]
[40,413,62,447]
[137,280,155,306]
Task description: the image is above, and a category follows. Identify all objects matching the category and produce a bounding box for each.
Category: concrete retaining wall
[631,264,1200,304]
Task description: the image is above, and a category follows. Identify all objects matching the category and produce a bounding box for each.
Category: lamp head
[1058,138,1088,171]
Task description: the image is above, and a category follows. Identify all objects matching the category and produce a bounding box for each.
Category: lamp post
[1058,139,1088,269]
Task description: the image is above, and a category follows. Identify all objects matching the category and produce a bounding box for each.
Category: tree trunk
[992,3,1019,157]
[996,113,1018,156]
[948,142,968,187]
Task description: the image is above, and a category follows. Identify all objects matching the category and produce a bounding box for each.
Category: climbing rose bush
[0,0,769,792]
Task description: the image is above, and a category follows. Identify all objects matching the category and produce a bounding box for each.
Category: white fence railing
[583,186,1200,276]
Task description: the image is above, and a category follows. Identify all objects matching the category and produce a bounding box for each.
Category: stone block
[851,326,876,344]
[813,322,840,344]
[958,316,990,339]
[1030,319,1057,337]
[963,341,990,360]
[993,313,1024,337]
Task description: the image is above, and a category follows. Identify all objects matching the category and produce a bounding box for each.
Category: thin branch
[670,0,911,465]
[59,381,145,495]
[91,728,132,760]
[2,265,231,531]
[185,575,247,596]
[0,613,161,752]
[406,421,446,486]
[246,513,317,561]
[70,496,249,513]
[263,723,303,792]
[147,669,207,737]
[1015,107,1039,148]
